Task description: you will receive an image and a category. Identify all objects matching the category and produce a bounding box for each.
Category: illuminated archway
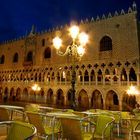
[78,89,89,110]
[56,89,64,106]
[91,90,103,109]
[105,90,119,110]
[47,89,53,104]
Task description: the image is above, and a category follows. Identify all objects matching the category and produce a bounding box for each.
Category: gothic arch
[13,53,18,63]
[22,88,29,101]
[56,89,64,106]
[105,90,119,110]
[16,87,21,101]
[44,47,51,58]
[26,51,33,61]
[78,89,89,110]
[122,92,137,112]
[100,36,112,51]
[129,67,137,81]
[47,88,53,104]
[91,90,103,109]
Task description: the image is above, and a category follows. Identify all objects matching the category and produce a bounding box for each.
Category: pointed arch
[84,70,89,82]
[91,90,103,109]
[100,36,112,51]
[105,69,110,82]
[97,69,103,82]
[90,70,95,81]
[1,55,5,64]
[106,90,119,110]
[47,88,53,104]
[44,47,51,58]
[121,68,127,81]
[56,89,64,106]
[129,67,137,81]
[26,51,33,61]
[22,88,29,101]
[78,89,89,110]
[13,53,18,63]
[122,92,137,111]
[16,88,21,101]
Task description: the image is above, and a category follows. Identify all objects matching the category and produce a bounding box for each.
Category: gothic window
[90,70,95,81]
[84,70,89,81]
[42,39,45,47]
[121,68,127,81]
[27,51,33,61]
[13,53,18,63]
[113,93,119,105]
[129,67,137,81]
[44,47,51,59]
[100,36,112,51]
[97,69,103,81]
[39,73,41,82]
[105,69,110,81]
[35,73,37,81]
[0,55,5,64]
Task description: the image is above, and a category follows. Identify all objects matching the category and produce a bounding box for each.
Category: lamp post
[53,25,88,109]
[31,84,41,102]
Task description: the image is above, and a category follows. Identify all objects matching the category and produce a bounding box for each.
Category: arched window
[129,67,137,81]
[84,70,89,81]
[42,39,45,47]
[1,55,5,64]
[13,53,18,63]
[44,47,51,58]
[97,69,103,81]
[27,51,33,61]
[100,36,112,51]
[121,68,127,81]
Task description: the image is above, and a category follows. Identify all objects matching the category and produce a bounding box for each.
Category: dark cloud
[0,0,139,42]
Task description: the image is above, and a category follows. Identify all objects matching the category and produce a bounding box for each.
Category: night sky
[0,0,140,42]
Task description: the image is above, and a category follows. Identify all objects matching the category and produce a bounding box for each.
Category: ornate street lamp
[32,84,41,92]
[31,84,41,102]
[127,85,139,95]
[53,25,88,109]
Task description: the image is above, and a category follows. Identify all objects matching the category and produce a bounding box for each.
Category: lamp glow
[32,84,41,91]
[69,25,79,39]
[53,37,62,49]
[77,46,85,57]
[127,85,139,95]
[79,32,88,45]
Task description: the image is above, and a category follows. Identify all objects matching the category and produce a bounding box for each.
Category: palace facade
[0,2,139,111]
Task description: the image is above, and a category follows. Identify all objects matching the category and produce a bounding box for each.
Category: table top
[39,106,54,110]
[47,111,78,118]
[0,105,24,110]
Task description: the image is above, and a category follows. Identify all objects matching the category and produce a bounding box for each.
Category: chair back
[0,121,36,140]
[94,114,115,138]
[26,111,46,135]
[0,107,10,121]
[60,117,83,140]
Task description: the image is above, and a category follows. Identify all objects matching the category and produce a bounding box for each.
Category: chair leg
[117,124,120,136]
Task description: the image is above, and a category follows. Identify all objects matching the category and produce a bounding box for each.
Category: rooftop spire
[132,1,137,11]
[29,25,36,36]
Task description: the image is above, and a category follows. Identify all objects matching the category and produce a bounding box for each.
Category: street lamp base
[70,101,77,111]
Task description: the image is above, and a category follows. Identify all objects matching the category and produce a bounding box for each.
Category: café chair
[0,120,36,140]
[60,117,93,140]
[26,111,61,140]
[91,114,115,140]
[0,107,10,121]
